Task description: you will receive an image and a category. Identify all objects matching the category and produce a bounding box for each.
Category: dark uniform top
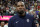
[8,14,36,27]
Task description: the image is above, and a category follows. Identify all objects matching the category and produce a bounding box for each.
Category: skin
[16,1,26,16]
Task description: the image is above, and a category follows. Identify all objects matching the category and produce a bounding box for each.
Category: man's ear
[15,9,17,12]
[16,7,17,11]
[24,8,26,11]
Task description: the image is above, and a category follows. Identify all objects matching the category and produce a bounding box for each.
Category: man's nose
[19,6,21,8]
[19,8,23,10]
[19,6,23,9]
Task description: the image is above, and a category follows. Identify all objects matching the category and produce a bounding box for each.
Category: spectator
[11,9,14,15]
[0,5,2,9]
[0,23,1,27]
[1,5,5,10]
[3,9,6,15]
[1,10,3,16]
[34,2,37,6]
[7,3,11,7]
[9,11,12,15]
[1,21,5,27]
[12,5,16,10]
[6,6,9,10]
[4,23,8,27]
[35,10,39,15]
[6,10,9,15]
[38,12,40,25]
[30,4,34,10]
[26,9,29,14]
[25,4,29,10]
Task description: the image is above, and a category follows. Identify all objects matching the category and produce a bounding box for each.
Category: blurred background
[0,0,40,27]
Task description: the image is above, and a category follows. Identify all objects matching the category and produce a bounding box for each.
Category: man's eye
[21,5,24,7]
[17,6,20,7]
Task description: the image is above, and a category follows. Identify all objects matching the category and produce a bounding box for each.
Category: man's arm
[32,20,36,27]
[32,17,36,27]
[8,18,13,27]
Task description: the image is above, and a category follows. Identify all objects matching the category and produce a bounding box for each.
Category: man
[8,1,36,27]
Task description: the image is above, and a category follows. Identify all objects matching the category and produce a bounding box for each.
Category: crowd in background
[0,0,40,16]
[0,0,40,27]
[0,21,8,27]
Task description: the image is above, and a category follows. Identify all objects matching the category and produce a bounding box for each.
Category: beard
[17,10,24,15]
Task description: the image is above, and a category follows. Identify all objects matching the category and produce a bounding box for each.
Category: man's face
[16,2,25,14]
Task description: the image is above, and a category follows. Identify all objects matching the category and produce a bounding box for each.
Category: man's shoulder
[9,15,18,21]
[26,14,34,19]
[26,14,34,17]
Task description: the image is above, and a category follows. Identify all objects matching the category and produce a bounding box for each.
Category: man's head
[16,1,26,15]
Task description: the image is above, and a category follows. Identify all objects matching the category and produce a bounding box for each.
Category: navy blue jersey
[8,14,36,27]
